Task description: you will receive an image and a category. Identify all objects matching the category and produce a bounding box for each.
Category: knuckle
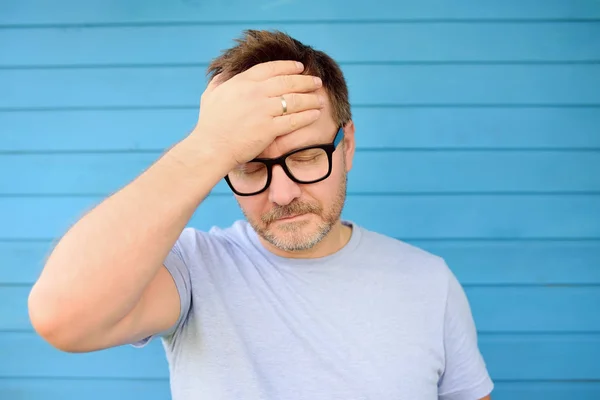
[289,93,300,110]
[266,61,278,76]
[280,74,295,90]
[312,93,322,107]
[288,114,298,131]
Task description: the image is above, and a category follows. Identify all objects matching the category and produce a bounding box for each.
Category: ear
[342,120,356,172]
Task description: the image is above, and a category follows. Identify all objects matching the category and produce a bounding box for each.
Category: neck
[259,220,352,259]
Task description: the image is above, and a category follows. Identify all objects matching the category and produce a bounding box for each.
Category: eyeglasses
[224,126,344,196]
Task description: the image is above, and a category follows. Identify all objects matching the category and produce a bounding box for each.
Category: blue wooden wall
[2,1,600,399]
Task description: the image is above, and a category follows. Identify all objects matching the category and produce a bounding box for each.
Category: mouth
[276,213,309,222]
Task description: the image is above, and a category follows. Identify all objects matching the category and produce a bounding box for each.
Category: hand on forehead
[260,89,336,158]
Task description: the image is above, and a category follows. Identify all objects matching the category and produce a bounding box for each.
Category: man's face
[233,88,355,252]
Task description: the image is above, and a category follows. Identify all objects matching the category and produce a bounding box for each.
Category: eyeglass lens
[227,147,329,194]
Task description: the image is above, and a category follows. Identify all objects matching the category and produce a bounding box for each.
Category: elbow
[27,285,86,353]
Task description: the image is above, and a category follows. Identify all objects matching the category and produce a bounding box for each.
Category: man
[28,30,493,399]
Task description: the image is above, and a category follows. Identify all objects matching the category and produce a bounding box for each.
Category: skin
[235,87,357,259]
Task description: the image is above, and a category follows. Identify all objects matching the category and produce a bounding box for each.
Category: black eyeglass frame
[224,125,345,196]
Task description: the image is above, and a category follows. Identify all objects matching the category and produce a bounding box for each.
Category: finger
[244,60,304,81]
[263,74,323,97]
[272,109,322,136]
[269,93,324,117]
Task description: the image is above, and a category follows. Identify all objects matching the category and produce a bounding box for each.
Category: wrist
[164,134,234,185]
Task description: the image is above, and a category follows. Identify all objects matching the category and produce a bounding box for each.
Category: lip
[276,213,308,222]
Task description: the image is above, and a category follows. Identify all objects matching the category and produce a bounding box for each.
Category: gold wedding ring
[280,96,287,115]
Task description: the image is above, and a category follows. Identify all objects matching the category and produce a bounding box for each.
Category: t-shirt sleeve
[438,267,494,400]
[130,235,192,348]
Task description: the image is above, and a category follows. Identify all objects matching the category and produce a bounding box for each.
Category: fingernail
[296,62,304,70]
[314,77,322,86]
[319,95,325,106]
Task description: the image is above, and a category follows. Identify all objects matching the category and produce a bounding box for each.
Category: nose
[268,165,302,206]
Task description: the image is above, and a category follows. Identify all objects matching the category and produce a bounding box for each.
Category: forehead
[257,88,337,158]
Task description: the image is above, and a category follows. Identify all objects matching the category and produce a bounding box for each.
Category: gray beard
[243,171,347,253]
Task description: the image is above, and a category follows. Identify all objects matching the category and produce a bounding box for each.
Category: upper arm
[102,263,185,349]
[125,242,193,349]
[74,240,192,352]
[437,266,494,400]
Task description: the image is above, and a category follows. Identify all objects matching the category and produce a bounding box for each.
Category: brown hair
[206,29,352,127]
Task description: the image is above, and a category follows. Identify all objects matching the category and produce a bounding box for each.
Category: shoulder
[357,224,450,271]
[355,223,455,288]
[173,220,255,260]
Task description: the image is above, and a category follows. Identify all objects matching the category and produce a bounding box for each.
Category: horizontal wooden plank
[419,240,600,285]
[1,195,599,240]
[4,285,599,332]
[3,108,600,151]
[484,333,600,380]
[2,151,599,195]
[1,287,28,330]
[470,287,600,332]
[0,242,50,283]
[3,332,599,380]
[4,240,599,285]
[0,379,170,400]
[2,0,599,24]
[1,379,598,400]
[2,23,599,66]
[492,381,600,400]
[2,65,600,109]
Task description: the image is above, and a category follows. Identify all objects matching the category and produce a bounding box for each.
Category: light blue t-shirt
[132,220,493,400]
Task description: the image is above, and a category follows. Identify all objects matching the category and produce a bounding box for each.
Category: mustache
[261,200,322,224]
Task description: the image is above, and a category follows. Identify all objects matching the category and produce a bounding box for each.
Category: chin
[262,216,333,252]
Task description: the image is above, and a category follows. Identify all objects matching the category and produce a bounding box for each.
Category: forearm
[28,134,229,338]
